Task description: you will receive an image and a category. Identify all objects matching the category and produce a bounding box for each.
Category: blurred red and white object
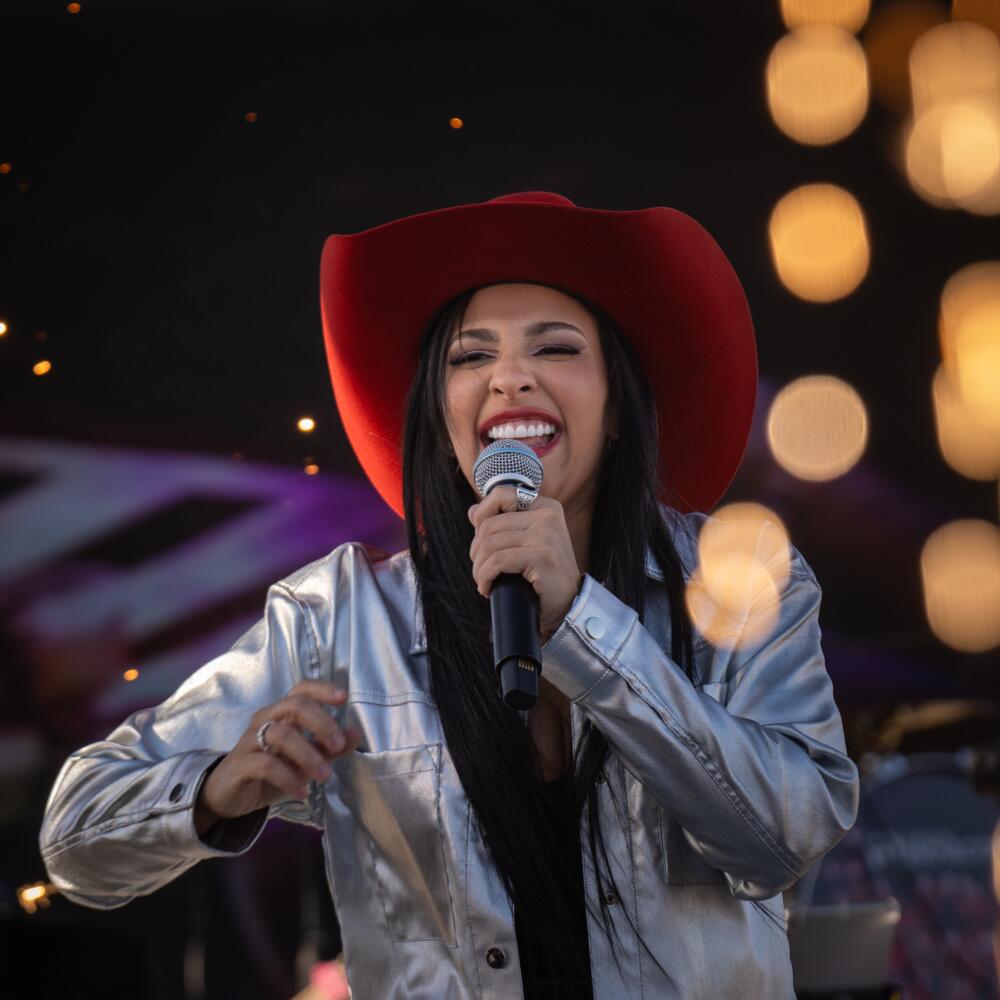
[291,959,351,1000]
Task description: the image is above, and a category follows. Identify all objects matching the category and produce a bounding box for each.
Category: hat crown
[486,191,576,208]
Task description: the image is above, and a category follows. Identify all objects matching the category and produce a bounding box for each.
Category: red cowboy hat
[319,191,756,519]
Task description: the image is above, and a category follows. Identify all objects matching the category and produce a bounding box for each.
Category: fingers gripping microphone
[473,440,544,711]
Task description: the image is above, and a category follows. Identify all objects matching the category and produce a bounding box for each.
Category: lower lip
[482,429,563,457]
[528,429,562,457]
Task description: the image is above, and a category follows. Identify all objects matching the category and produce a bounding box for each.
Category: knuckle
[273,719,294,740]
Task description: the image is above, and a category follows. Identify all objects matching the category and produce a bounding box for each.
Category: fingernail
[331,733,345,752]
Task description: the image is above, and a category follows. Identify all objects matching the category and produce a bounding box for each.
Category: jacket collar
[408,546,665,655]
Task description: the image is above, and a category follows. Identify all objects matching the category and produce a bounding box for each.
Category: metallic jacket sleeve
[39,579,320,909]
[542,548,860,901]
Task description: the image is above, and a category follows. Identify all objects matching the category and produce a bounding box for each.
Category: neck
[563,498,593,578]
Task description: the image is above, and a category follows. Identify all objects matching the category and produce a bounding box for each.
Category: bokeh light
[909,20,1000,118]
[297,416,316,432]
[921,519,1000,652]
[449,117,464,129]
[766,26,870,145]
[905,98,1000,206]
[931,364,1000,480]
[304,463,320,476]
[0,321,7,336]
[865,2,950,113]
[33,360,52,376]
[903,21,1000,213]
[685,503,791,651]
[698,502,793,597]
[0,162,11,174]
[123,668,139,682]
[244,111,258,123]
[939,261,1000,413]
[781,0,871,32]
[768,183,870,301]
[767,375,869,481]
[17,882,56,914]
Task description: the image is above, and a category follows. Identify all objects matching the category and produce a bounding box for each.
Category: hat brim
[320,197,756,519]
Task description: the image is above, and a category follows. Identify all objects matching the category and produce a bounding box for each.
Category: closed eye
[448,346,580,367]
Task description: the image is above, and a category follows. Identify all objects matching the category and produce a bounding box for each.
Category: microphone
[473,440,544,711]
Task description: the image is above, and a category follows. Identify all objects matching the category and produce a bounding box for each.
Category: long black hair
[401,282,697,984]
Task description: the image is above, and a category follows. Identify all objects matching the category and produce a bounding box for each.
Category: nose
[488,354,536,399]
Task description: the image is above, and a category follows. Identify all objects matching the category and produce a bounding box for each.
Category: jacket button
[585,616,605,639]
[485,947,507,969]
[169,783,185,802]
[604,890,619,906]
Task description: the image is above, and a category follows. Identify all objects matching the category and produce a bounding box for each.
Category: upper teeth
[487,422,557,440]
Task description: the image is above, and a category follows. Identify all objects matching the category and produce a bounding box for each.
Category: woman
[40,192,860,998]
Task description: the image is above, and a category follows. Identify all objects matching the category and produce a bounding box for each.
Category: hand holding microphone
[469,440,583,709]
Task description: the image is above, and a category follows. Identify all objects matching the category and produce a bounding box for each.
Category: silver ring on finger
[256,721,275,754]
[516,485,538,511]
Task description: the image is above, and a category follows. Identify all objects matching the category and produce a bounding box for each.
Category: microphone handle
[490,572,542,711]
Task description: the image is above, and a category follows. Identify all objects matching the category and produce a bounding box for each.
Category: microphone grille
[473,440,544,498]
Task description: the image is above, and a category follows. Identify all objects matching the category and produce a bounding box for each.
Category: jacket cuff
[162,750,269,858]
[542,574,640,701]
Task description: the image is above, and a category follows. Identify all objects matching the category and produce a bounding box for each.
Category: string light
[0,163,11,174]
[921,519,1000,652]
[449,117,464,129]
[766,25,870,145]
[780,0,870,32]
[244,111,258,123]
[767,375,868,481]
[304,463,320,476]
[768,183,870,301]
[297,416,316,432]
[685,503,793,652]
[67,2,81,13]
[931,363,1000,480]
[33,360,52,376]
[939,261,1000,413]
[17,882,57,914]
[123,668,139,682]
[0,322,7,336]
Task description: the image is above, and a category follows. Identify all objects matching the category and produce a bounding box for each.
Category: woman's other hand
[194,680,361,834]
[468,488,583,642]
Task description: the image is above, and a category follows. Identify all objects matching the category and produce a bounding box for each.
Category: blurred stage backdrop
[2,1,1000,998]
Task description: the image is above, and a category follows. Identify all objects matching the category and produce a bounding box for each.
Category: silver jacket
[41,506,860,999]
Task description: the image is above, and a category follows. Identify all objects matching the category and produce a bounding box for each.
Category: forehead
[458,283,596,334]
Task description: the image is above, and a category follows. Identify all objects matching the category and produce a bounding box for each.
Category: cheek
[562,373,608,439]
[444,384,477,451]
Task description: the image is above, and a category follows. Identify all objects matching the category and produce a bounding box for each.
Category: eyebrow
[451,321,585,344]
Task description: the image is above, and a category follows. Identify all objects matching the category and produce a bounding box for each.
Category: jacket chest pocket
[341,743,457,944]
[659,679,727,886]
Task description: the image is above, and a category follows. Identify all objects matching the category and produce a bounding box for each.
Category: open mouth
[479,428,562,457]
